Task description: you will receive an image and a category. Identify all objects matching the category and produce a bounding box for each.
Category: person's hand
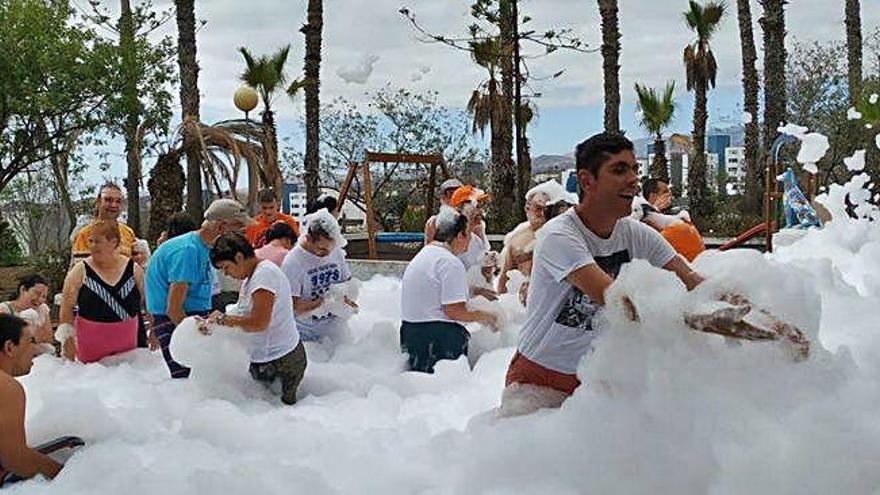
[653,191,671,212]
[62,337,77,361]
[206,310,225,325]
[473,287,498,301]
[147,331,160,351]
[518,280,530,306]
[485,313,501,333]
[622,296,640,322]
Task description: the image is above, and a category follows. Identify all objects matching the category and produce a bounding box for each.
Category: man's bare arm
[166,282,189,325]
[0,380,62,479]
[565,263,614,306]
[663,255,704,291]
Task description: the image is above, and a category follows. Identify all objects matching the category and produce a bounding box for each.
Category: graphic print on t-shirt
[307,263,341,320]
[554,249,631,331]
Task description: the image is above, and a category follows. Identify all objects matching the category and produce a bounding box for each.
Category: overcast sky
[87,0,879,177]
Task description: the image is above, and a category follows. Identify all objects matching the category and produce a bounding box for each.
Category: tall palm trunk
[493,0,516,233]
[689,81,710,221]
[148,152,186,245]
[598,0,621,133]
[261,107,283,193]
[759,0,787,156]
[120,0,142,234]
[846,0,862,106]
[650,135,669,182]
[302,0,323,202]
[175,0,202,219]
[737,0,761,214]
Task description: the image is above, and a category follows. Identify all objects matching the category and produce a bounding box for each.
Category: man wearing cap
[424,178,463,244]
[145,199,253,378]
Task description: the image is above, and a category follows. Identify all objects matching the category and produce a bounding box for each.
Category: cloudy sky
[90,0,879,178]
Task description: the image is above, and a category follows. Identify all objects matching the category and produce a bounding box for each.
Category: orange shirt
[244,213,300,248]
[71,222,137,258]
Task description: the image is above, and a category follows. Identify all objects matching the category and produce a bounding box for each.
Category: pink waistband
[75,316,137,364]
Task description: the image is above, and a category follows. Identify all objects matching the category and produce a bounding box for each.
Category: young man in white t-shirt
[204,234,306,405]
[505,132,705,404]
[281,210,357,342]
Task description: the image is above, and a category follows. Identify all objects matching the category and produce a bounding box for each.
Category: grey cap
[440,178,463,192]
[204,198,253,225]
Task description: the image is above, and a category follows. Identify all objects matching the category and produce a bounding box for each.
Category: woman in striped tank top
[57,220,147,363]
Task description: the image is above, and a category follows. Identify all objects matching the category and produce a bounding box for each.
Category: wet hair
[0,313,27,348]
[306,221,333,242]
[13,274,48,299]
[89,220,121,245]
[306,194,338,215]
[265,221,297,244]
[643,177,669,199]
[210,233,255,267]
[258,188,278,204]
[166,212,198,239]
[434,208,469,243]
[575,132,634,176]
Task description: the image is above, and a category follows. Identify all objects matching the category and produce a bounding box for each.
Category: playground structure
[336,152,449,259]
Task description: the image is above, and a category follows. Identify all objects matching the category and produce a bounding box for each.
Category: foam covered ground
[11,198,880,494]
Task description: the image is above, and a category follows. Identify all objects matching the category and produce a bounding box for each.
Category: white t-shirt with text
[401,245,469,323]
[281,245,352,339]
[518,209,676,374]
[236,260,299,363]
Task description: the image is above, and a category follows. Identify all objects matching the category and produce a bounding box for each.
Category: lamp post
[234,86,259,206]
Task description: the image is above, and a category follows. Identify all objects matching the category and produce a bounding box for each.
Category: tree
[598,0,621,134]
[736,0,762,214]
[147,150,185,244]
[683,0,725,223]
[301,0,324,203]
[87,0,175,235]
[238,45,292,194]
[634,81,676,182]
[467,38,507,193]
[0,0,114,195]
[0,217,24,267]
[174,0,203,219]
[760,0,787,154]
[846,0,862,106]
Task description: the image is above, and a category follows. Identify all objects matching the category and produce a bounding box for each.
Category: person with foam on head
[146,198,253,378]
[424,178,464,244]
[0,314,67,485]
[400,206,499,373]
[281,208,358,343]
[502,132,707,414]
[201,233,306,405]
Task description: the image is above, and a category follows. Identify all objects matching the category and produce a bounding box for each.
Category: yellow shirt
[71,222,137,258]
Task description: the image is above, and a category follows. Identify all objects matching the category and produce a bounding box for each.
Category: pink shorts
[75,316,137,364]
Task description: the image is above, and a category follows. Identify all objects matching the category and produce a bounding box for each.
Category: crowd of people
[1,131,715,484]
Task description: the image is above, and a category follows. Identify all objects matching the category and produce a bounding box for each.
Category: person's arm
[443,302,496,326]
[663,255,705,290]
[565,263,615,306]
[496,247,514,294]
[166,282,189,325]
[0,381,62,480]
[58,263,84,327]
[214,289,274,332]
[292,295,323,314]
[34,305,53,344]
[424,217,437,245]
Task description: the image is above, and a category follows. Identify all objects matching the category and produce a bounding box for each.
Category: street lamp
[233,85,258,121]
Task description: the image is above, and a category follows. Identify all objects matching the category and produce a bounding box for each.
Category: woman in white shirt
[204,233,306,405]
[400,206,497,373]
[0,274,52,345]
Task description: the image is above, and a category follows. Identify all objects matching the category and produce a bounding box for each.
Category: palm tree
[467,37,517,231]
[737,0,761,214]
[598,0,621,133]
[683,0,725,222]
[846,0,862,106]
[120,0,143,235]
[300,0,323,202]
[174,0,202,219]
[634,81,676,182]
[759,0,786,155]
[238,45,290,194]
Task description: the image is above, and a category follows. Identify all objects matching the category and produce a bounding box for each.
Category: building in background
[724,146,746,194]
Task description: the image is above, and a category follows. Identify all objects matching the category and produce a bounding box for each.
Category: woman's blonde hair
[89,220,120,246]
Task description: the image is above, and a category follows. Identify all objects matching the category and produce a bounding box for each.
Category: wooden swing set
[336,151,450,259]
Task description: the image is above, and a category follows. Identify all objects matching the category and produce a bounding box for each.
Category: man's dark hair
[258,188,278,204]
[306,194,338,215]
[575,132,634,176]
[642,177,669,199]
[0,313,27,348]
[265,221,297,244]
[434,211,469,243]
[210,233,255,267]
[166,212,198,239]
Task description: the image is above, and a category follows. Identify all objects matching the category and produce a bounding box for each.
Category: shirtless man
[0,314,63,484]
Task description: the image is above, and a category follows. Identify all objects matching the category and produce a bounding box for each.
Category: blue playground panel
[376,232,425,243]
